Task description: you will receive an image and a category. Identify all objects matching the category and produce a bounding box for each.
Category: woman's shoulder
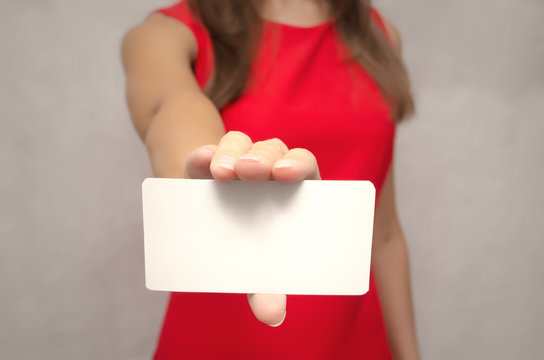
[123,12,197,61]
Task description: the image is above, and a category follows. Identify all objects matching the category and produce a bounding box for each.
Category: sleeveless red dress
[155,2,395,359]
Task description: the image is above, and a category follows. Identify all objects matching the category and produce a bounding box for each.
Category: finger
[247,293,287,327]
[236,138,289,182]
[183,145,216,179]
[210,131,253,182]
[271,148,321,183]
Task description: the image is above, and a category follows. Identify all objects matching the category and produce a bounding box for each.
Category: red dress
[155,2,395,359]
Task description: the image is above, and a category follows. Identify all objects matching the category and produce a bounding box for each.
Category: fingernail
[239,153,265,163]
[274,159,296,169]
[215,155,236,170]
[269,311,286,327]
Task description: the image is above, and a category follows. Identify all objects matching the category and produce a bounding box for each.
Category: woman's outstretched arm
[121,12,320,327]
[122,13,225,178]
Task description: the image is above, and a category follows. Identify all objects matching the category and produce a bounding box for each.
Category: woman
[122,0,420,358]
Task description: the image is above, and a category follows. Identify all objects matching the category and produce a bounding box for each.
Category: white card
[142,178,375,295]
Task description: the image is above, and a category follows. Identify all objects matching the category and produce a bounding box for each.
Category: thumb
[183,145,217,179]
[247,293,287,327]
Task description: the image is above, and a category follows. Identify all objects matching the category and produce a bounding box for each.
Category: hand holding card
[143,132,375,327]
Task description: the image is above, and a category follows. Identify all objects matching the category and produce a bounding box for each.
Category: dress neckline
[262,18,334,31]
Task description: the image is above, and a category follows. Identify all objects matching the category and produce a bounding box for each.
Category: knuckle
[269,138,288,152]
[253,145,277,159]
[292,148,315,160]
[252,139,286,158]
[252,140,266,147]
[225,130,251,143]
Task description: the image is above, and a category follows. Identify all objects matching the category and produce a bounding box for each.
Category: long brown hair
[187,0,414,121]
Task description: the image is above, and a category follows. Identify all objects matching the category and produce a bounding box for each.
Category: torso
[153,2,395,359]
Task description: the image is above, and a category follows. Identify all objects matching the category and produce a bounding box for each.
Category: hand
[183,131,321,326]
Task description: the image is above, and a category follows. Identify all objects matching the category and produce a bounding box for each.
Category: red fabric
[155,2,395,359]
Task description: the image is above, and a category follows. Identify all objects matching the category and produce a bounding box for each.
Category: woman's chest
[220,25,394,156]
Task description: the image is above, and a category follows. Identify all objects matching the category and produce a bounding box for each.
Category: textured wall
[0,0,542,359]
[378,0,544,358]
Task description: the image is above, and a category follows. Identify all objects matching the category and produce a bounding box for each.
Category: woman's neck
[257,0,331,27]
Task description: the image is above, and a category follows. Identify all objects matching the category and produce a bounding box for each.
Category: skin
[122,0,420,358]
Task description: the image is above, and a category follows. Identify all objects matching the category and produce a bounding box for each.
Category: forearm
[144,90,225,178]
[373,233,420,360]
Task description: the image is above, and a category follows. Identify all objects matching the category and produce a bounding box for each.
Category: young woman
[122,0,419,358]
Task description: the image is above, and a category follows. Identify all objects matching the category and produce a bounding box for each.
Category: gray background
[1,0,542,359]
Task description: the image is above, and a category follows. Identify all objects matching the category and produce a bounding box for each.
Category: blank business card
[142,178,375,295]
